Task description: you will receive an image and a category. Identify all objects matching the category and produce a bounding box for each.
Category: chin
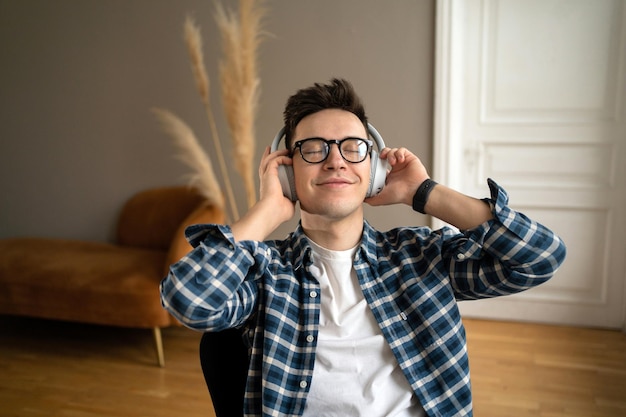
[300,199,364,220]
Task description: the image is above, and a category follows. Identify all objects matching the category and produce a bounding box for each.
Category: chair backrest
[116,186,206,250]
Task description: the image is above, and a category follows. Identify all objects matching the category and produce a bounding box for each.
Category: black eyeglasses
[292,137,373,164]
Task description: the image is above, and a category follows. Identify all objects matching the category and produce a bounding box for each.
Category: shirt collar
[359,220,380,265]
[289,220,379,268]
[289,222,313,270]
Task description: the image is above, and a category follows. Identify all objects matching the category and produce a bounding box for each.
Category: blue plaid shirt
[161,179,566,417]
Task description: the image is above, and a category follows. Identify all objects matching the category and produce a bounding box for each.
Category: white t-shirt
[302,239,425,417]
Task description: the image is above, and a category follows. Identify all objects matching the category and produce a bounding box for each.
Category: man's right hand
[231,146,296,242]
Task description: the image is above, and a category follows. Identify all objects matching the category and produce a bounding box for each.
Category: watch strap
[412,179,437,214]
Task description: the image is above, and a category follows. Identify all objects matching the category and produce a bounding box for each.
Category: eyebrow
[295,136,368,142]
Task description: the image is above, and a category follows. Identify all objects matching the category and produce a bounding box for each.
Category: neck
[300,212,364,251]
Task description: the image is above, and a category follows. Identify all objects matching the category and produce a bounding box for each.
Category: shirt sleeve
[444,178,567,300]
[159,223,263,331]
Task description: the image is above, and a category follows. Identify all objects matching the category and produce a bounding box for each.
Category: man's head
[282,78,368,150]
[276,79,388,222]
[288,107,372,222]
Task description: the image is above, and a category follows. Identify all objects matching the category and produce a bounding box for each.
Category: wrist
[412,179,437,214]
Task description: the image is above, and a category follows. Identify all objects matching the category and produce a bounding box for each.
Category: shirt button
[306,334,314,343]
[457,253,466,260]
[309,291,318,298]
[300,380,308,389]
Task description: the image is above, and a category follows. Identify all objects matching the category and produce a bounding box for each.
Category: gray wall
[0,0,434,242]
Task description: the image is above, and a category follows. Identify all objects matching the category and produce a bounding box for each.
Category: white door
[434,0,626,329]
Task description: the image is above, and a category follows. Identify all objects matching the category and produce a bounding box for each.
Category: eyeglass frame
[291,137,374,164]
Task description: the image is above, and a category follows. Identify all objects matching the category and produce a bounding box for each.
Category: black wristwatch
[412,179,437,214]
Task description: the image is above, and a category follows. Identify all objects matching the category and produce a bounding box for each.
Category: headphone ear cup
[365,123,388,198]
[271,127,298,202]
[277,164,297,202]
[366,150,388,198]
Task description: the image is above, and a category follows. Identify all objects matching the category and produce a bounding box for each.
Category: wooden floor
[1,316,625,417]
[463,319,626,417]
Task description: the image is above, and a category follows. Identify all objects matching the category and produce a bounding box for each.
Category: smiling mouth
[317,178,353,186]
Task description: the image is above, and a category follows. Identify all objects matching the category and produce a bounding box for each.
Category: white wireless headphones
[270,122,389,202]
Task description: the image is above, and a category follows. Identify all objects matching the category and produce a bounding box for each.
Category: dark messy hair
[282,78,368,149]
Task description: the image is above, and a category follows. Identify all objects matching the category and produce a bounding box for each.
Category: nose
[323,143,346,168]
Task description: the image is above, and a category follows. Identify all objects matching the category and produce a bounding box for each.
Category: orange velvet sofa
[0,186,224,366]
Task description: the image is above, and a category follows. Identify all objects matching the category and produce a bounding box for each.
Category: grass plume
[155,3,266,222]
[152,108,225,211]
[184,15,239,220]
[215,0,266,208]
[184,16,210,104]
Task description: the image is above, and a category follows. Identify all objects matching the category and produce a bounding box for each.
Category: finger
[260,148,292,176]
[383,148,401,165]
[259,146,272,175]
[395,147,408,163]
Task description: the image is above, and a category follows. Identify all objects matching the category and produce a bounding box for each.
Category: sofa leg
[153,327,165,367]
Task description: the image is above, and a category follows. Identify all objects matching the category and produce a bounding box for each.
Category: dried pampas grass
[184,16,210,105]
[184,15,239,221]
[152,108,225,211]
[155,1,266,222]
[215,0,266,209]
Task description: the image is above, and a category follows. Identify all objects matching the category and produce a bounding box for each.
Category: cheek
[292,165,312,192]
[358,164,372,185]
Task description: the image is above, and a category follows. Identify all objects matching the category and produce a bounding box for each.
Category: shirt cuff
[456,178,519,259]
[185,223,234,248]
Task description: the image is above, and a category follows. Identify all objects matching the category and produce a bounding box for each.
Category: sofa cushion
[116,186,205,250]
[0,238,172,328]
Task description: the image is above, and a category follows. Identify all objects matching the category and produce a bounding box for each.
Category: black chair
[199,328,249,417]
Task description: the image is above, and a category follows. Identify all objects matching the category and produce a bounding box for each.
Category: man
[160,78,566,416]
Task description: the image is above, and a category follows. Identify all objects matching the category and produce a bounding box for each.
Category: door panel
[434,0,626,328]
